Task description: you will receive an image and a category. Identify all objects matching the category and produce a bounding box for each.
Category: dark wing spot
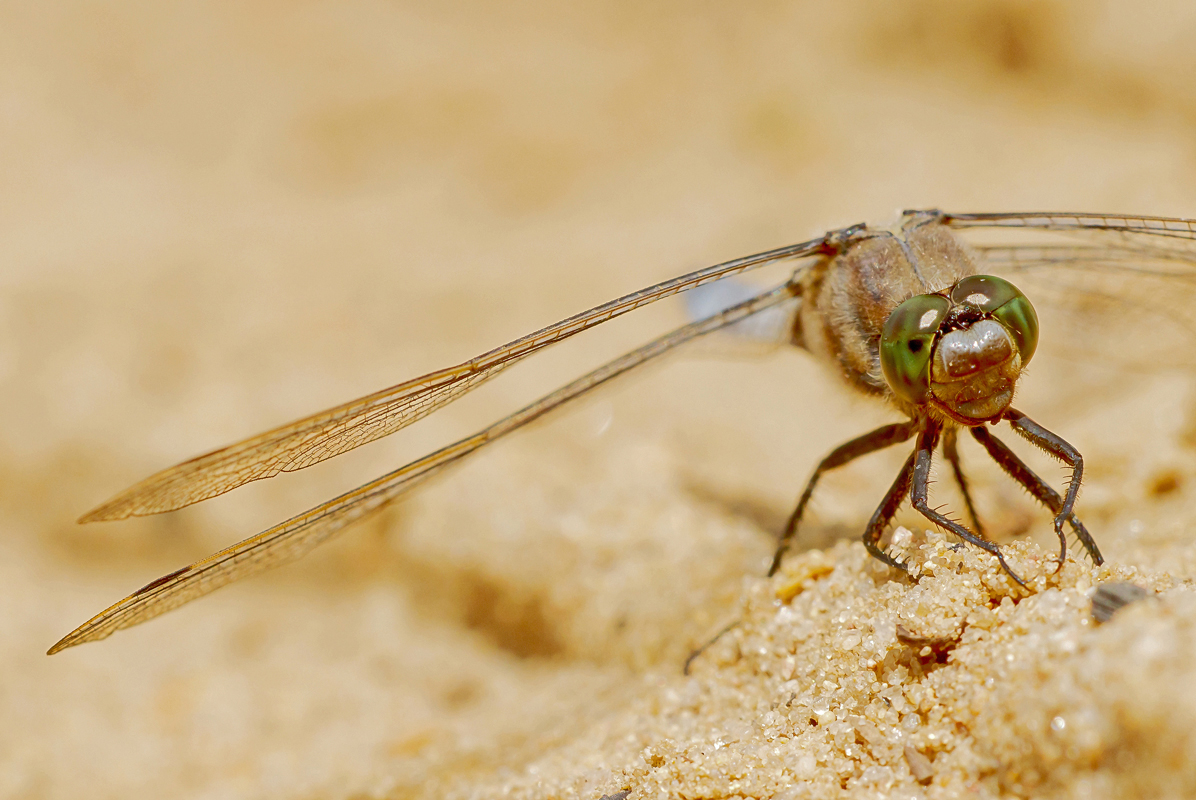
[135,566,191,596]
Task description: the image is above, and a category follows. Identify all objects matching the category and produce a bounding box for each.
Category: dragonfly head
[880,275,1039,424]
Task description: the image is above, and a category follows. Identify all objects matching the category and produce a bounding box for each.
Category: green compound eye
[950,275,1039,365]
[881,293,950,405]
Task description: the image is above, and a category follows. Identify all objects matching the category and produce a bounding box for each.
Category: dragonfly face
[50,210,1196,654]
[799,217,1039,425]
[880,273,1039,425]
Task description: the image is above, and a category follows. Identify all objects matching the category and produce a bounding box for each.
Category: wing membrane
[942,211,1196,256]
[80,238,829,522]
[685,277,800,351]
[942,210,1196,237]
[50,280,804,653]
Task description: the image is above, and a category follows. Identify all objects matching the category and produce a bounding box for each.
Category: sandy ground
[5,1,1196,798]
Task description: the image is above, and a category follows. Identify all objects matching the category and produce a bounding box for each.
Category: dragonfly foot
[1052,514,1069,566]
[865,543,913,578]
[993,549,1028,589]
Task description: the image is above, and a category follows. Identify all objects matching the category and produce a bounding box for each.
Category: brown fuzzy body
[794,218,1017,425]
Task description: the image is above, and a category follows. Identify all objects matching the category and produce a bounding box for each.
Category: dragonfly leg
[969,424,1102,567]
[910,422,1028,587]
[861,449,917,573]
[1001,409,1102,566]
[682,619,740,676]
[943,426,985,538]
[769,420,919,576]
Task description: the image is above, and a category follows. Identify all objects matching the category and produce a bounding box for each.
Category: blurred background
[4,1,1196,797]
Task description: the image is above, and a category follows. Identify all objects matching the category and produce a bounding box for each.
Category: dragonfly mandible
[49,209,1196,654]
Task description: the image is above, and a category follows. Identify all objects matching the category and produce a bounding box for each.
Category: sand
[428,535,1194,799]
[5,1,1196,798]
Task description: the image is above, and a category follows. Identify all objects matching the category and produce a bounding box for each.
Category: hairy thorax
[795,220,1021,425]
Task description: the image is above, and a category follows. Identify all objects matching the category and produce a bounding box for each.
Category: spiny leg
[861,449,917,572]
[769,420,919,576]
[970,425,1102,566]
[1001,409,1095,564]
[943,426,985,537]
[985,416,1095,564]
[910,422,1027,587]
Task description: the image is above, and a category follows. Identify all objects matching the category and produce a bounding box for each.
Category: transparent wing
[49,280,803,654]
[80,237,830,523]
[938,211,1196,369]
[683,277,800,356]
[941,211,1196,252]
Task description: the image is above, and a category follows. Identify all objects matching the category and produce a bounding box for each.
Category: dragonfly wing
[684,277,801,356]
[50,280,804,653]
[81,237,831,522]
[942,211,1196,255]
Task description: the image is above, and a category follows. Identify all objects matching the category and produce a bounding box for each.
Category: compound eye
[951,275,1039,365]
[881,294,950,405]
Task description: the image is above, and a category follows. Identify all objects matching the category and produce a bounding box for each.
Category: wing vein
[80,238,827,522]
[50,279,803,654]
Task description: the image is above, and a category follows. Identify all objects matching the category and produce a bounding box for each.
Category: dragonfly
[49,209,1196,655]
